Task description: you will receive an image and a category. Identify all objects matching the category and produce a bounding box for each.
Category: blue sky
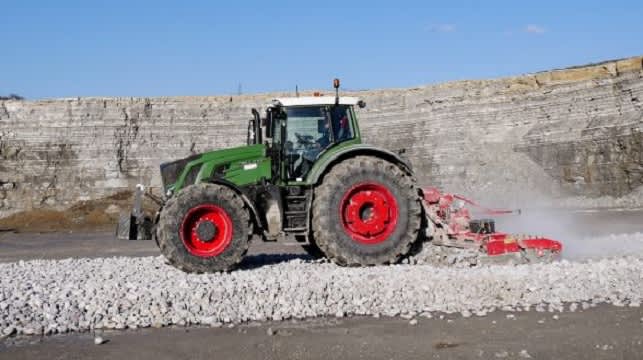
[2,0,642,99]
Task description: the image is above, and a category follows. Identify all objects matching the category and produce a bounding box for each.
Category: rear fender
[306,144,415,185]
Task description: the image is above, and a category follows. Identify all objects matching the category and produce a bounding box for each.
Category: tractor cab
[247,80,366,183]
[268,96,364,182]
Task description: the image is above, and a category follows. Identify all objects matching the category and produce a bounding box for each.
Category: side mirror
[357,100,366,109]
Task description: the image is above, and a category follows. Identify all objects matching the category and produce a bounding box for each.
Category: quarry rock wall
[1,56,642,217]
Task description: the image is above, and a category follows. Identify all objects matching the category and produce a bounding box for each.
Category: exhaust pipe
[252,108,262,144]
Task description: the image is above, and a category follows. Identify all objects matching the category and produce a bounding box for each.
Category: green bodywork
[164,140,376,192]
[164,144,272,194]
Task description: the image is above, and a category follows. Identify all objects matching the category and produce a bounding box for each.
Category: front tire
[312,156,422,266]
[157,183,251,273]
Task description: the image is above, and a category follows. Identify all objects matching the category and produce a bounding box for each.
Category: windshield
[284,105,354,148]
[285,107,329,147]
[282,105,355,180]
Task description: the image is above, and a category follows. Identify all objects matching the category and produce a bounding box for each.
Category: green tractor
[121,80,423,272]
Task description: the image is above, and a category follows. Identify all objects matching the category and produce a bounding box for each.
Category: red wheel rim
[340,182,399,244]
[180,204,233,257]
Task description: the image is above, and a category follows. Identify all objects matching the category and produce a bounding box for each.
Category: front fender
[208,179,264,234]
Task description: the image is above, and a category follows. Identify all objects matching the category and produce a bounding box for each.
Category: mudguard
[305,143,414,185]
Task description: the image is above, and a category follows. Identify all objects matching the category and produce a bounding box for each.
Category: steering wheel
[295,132,315,145]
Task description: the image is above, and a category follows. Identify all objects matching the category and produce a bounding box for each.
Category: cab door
[267,107,287,184]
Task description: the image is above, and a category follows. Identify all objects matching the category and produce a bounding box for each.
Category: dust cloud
[491,208,643,260]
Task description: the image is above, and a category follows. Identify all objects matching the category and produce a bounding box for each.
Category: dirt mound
[0,191,159,233]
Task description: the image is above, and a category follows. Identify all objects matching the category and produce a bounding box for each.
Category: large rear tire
[312,156,422,266]
[157,183,251,273]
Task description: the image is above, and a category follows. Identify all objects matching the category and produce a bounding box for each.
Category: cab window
[283,105,355,180]
[329,105,354,143]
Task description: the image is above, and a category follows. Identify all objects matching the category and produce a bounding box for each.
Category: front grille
[160,155,200,190]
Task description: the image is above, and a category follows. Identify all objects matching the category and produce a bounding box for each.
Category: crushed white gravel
[1,232,642,336]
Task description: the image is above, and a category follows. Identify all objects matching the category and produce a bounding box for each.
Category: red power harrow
[421,187,563,264]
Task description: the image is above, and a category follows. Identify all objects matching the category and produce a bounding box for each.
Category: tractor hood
[160,144,269,193]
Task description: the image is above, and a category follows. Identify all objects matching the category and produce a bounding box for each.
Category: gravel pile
[408,244,484,267]
[2,243,643,336]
